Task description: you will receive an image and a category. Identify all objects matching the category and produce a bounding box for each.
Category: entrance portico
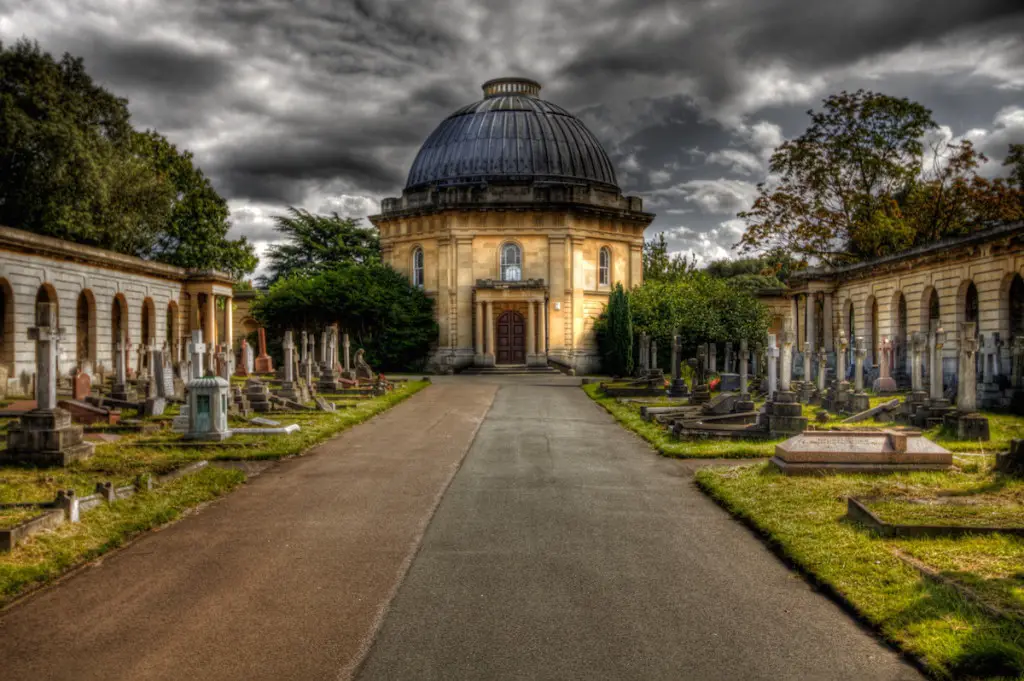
[474,279,547,367]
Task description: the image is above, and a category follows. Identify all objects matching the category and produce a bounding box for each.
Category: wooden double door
[496,310,526,364]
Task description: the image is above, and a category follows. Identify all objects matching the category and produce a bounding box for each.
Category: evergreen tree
[603,283,634,376]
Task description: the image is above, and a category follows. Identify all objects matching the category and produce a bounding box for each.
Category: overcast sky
[2,0,1023,272]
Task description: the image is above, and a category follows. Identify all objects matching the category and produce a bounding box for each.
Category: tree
[259,208,380,286]
[134,130,257,279]
[643,232,695,281]
[738,90,937,265]
[600,283,633,376]
[0,39,257,278]
[252,263,436,371]
[704,250,803,289]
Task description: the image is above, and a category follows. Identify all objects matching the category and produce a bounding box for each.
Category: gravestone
[668,332,688,398]
[768,329,807,436]
[244,378,274,413]
[771,429,952,475]
[995,439,1024,477]
[143,346,166,417]
[724,342,733,375]
[3,303,94,465]
[187,330,206,379]
[254,328,274,374]
[849,336,870,412]
[111,332,133,401]
[638,332,650,375]
[735,338,754,412]
[948,322,989,441]
[766,334,779,399]
[779,330,794,392]
[73,369,91,401]
[718,373,740,391]
[354,349,375,382]
[872,336,897,394]
[649,339,658,373]
[703,392,738,415]
[184,375,231,441]
[708,343,717,373]
[318,330,342,391]
[689,347,710,405]
[277,331,303,402]
[342,333,354,380]
[235,339,251,377]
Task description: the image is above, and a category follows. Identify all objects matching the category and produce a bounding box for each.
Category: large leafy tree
[252,263,436,371]
[738,90,936,265]
[259,208,380,286]
[0,39,256,277]
[738,89,1024,265]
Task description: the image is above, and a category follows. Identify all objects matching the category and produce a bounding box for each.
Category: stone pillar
[780,331,794,392]
[822,293,833,350]
[805,293,815,382]
[475,301,484,357]
[526,301,536,356]
[816,347,827,393]
[650,339,658,372]
[958,322,979,412]
[485,302,495,359]
[930,324,946,401]
[873,336,897,393]
[320,330,328,365]
[724,342,734,374]
[766,334,779,399]
[282,331,294,382]
[910,332,925,393]
[538,300,547,355]
[205,294,217,365]
[709,343,717,373]
[854,337,866,393]
[639,332,649,374]
[342,333,352,377]
[739,339,749,394]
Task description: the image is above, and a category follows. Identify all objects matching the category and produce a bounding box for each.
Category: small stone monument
[244,378,274,413]
[277,331,303,402]
[110,331,133,401]
[3,303,94,465]
[72,368,91,401]
[668,332,688,398]
[689,346,710,405]
[708,343,717,373]
[342,333,354,380]
[995,439,1024,477]
[735,338,754,412]
[254,328,274,374]
[849,336,870,412]
[872,336,897,394]
[354,348,375,382]
[638,332,650,375]
[948,322,989,440]
[814,346,827,400]
[318,329,342,391]
[235,339,251,377]
[184,375,231,441]
[768,329,807,436]
[766,333,779,399]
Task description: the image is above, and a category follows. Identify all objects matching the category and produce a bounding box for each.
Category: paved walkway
[1,377,923,680]
[0,382,497,681]
[356,378,922,680]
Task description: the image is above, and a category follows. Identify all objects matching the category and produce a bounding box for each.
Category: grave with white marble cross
[2,302,94,465]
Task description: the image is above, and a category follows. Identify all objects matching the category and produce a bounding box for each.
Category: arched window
[500,242,522,282]
[412,247,424,288]
[599,247,611,287]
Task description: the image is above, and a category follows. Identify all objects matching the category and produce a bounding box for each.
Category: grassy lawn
[0,380,429,606]
[696,462,1024,679]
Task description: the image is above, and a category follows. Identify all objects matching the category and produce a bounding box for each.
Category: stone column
[739,338,749,394]
[805,293,815,382]
[780,331,794,392]
[816,347,827,393]
[31,303,61,410]
[205,294,217,364]
[526,301,536,356]
[766,334,779,398]
[958,322,979,412]
[485,302,495,358]
[475,301,484,357]
[282,331,294,382]
[724,342,734,374]
[822,293,833,350]
[709,343,717,373]
[538,300,547,355]
[343,333,351,373]
[930,324,946,401]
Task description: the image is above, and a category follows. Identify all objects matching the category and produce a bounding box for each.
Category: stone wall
[0,226,235,396]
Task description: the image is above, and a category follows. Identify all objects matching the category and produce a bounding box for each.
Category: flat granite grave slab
[771,429,952,475]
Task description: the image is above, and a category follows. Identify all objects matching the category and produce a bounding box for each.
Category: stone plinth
[995,439,1024,476]
[943,412,991,441]
[3,408,95,466]
[771,429,952,475]
[767,391,807,436]
[244,379,274,413]
[689,383,710,405]
[668,378,689,398]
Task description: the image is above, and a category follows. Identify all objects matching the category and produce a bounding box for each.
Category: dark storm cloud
[3,0,1022,263]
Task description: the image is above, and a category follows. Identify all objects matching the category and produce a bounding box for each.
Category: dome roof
[404,78,619,192]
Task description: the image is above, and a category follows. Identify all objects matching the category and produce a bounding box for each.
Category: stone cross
[853,336,867,393]
[300,330,308,365]
[28,302,63,410]
[188,330,206,379]
[709,343,717,373]
[724,342,733,374]
[650,338,658,372]
[320,330,329,364]
[307,334,316,370]
[739,338,749,394]
[803,341,813,385]
[930,324,945,400]
[836,330,848,379]
[958,322,979,412]
[115,331,129,386]
[879,336,893,381]
[343,333,351,373]
[779,331,794,392]
[283,330,295,382]
[751,343,760,378]
[816,347,827,392]
[910,332,925,393]
[766,334,779,398]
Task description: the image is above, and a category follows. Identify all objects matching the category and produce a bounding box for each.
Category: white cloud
[706,148,763,175]
[649,178,759,215]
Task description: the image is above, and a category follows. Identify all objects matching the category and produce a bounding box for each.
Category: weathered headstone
[638,332,650,374]
[930,323,946,401]
[735,337,754,412]
[766,334,779,399]
[668,332,688,398]
[187,330,206,379]
[235,339,251,377]
[779,330,794,392]
[910,332,925,394]
[3,303,94,465]
[354,348,375,382]
[995,439,1024,476]
[111,331,132,401]
[724,342,734,374]
[850,336,870,412]
[872,336,897,393]
[949,322,989,440]
[277,331,303,402]
[254,328,274,374]
[709,343,717,373]
[815,347,827,394]
[342,333,353,380]
[72,368,91,401]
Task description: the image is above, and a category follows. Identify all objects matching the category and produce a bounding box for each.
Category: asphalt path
[356,378,923,680]
[0,382,497,681]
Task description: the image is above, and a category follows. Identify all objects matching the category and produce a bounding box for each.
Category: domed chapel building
[369,78,654,373]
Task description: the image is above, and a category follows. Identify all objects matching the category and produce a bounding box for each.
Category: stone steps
[459,365,560,376]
